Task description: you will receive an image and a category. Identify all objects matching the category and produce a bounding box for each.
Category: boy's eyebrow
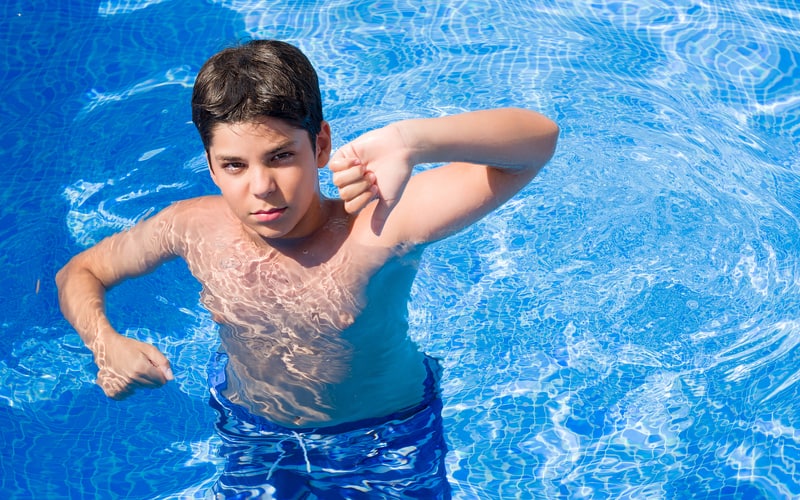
[214,139,297,161]
[212,139,298,162]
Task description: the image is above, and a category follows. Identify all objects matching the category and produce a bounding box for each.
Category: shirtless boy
[56,40,558,498]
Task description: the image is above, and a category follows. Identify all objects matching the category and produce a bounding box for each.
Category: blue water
[2,0,799,498]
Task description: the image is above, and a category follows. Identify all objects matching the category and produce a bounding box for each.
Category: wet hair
[191,39,323,151]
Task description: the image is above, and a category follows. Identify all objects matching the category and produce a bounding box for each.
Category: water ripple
[4,0,800,497]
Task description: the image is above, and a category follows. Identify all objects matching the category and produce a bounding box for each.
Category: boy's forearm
[395,107,559,172]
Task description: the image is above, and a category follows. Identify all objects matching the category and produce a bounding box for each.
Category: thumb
[370,197,398,235]
[331,142,356,166]
[159,362,174,382]
[143,345,174,382]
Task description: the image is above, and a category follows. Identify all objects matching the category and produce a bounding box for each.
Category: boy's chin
[240,222,287,242]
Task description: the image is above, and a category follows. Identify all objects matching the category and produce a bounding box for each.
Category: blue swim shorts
[206,352,451,500]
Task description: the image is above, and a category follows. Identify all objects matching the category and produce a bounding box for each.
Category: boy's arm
[330,107,559,244]
[56,204,182,399]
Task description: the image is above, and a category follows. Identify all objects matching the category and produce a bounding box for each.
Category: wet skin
[55,109,559,428]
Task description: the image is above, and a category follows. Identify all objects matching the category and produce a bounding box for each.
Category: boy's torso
[173,196,429,428]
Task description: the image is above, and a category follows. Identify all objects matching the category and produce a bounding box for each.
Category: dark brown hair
[191,40,323,150]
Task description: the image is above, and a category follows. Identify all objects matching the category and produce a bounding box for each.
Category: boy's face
[207,117,331,241]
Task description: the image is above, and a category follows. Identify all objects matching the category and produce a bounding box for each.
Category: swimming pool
[2,0,799,497]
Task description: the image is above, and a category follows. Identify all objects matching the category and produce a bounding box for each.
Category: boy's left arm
[330,107,559,244]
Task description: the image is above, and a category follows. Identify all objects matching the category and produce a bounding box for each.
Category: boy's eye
[222,162,245,171]
[272,152,294,162]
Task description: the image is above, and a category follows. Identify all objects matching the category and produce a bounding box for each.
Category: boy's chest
[186,233,389,333]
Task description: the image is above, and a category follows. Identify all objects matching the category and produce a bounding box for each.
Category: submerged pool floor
[1,0,799,498]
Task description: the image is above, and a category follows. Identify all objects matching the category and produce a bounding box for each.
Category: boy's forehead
[209,118,310,149]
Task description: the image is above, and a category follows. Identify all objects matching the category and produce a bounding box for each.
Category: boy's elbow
[531,120,559,172]
[55,259,74,292]
[542,113,560,146]
[550,120,561,141]
[55,255,94,291]
[546,122,560,159]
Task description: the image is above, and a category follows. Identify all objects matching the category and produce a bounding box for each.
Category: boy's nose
[249,167,276,198]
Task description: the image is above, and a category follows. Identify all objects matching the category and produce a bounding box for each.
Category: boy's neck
[248,198,346,264]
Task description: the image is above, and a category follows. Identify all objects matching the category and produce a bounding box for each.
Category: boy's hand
[330,124,414,234]
[91,333,173,400]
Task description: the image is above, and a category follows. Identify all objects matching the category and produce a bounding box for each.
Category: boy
[56,40,558,498]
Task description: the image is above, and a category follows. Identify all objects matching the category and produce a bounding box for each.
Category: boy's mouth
[252,207,287,222]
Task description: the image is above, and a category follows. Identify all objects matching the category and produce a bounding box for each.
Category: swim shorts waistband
[207,351,443,436]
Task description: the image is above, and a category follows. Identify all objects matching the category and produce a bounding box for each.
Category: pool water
[2,0,799,498]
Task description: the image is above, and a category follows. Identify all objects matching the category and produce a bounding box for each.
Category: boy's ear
[316,121,332,168]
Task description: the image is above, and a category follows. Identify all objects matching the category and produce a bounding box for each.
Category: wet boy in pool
[56,40,558,497]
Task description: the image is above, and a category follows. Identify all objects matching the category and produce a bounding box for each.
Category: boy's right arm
[56,203,183,399]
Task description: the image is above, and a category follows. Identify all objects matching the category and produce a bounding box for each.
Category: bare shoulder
[164,195,229,228]
[169,195,225,215]
[124,195,230,256]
